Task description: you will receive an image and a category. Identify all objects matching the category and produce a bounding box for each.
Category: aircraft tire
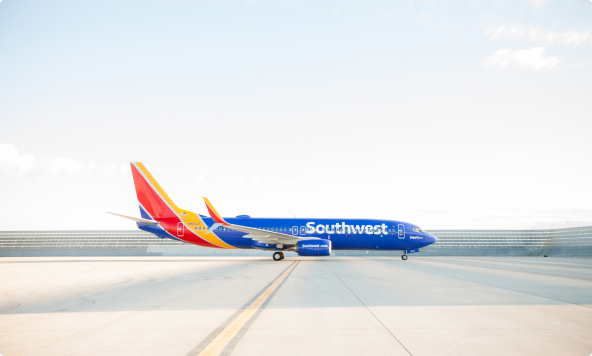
[273,252,282,261]
[401,254,408,261]
[280,252,285,260]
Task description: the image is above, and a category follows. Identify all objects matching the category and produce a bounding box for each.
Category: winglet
[203,197,229,225]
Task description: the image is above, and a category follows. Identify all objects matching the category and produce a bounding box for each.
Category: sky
[0,0,591,231]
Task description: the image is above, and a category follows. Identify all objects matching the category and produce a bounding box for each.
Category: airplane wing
[107,212,160,225]
[202,197,318,246]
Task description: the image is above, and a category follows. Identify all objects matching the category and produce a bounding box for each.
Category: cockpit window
[413,227,423,232]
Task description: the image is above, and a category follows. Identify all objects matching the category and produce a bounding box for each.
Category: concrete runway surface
[0,256,591,356]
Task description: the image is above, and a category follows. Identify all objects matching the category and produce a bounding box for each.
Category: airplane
[109,162,438,261]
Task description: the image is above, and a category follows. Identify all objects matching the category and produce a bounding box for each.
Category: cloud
[485,47,562,70]
[0,144,37,176]
[47,157,85,176]
[0,144,129,178]
[569,60,592,68]
[487,25,592,46]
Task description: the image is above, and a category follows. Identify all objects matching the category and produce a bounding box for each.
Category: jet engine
[295,239,331,256]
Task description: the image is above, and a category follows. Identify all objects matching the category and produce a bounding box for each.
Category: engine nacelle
[296,239,332,256]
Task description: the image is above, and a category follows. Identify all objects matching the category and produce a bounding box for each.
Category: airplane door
[398,224,405,239]
[177,222,184,237]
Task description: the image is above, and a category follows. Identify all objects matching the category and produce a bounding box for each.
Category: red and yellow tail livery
[129,162,236,249]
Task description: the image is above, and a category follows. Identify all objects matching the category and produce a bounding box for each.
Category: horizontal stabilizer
[107,212,160,225]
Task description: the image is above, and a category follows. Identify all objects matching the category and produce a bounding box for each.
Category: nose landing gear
[401,254,408,261]
[273,252,285,261]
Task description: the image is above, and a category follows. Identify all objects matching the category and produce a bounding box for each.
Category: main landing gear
[401,254,408,261]
[273,252,285,261]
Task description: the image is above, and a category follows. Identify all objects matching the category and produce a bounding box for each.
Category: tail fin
[130,162,184,220]
[129,162,236,249]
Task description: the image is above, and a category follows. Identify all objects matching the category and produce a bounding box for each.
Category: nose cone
[426,233,438,246]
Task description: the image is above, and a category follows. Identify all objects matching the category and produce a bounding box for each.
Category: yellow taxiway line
[197,260,300,356]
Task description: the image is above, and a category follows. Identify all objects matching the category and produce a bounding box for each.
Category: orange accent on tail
[203,197,228,225]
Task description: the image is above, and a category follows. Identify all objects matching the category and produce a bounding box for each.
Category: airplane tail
[130,162,187,220]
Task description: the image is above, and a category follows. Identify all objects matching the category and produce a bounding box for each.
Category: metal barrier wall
[420,227,592,257]
[0,226,591,257]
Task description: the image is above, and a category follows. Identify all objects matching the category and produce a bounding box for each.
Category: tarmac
[0,256,591,356]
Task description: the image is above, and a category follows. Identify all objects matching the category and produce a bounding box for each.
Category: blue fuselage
[193,217,438,251]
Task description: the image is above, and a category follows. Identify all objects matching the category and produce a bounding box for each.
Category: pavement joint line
[219,261,300,356]
[438,257,592,269]
[415,259,592,282]
[12,302,159,356]
[186,260,300,356]
[10,262,259,355]
[323,260,413,356]
[379,259,592,310]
